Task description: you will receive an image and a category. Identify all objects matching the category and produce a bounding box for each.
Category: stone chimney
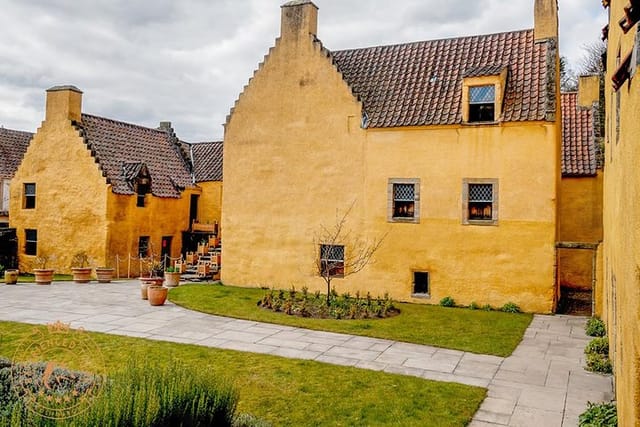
[280,0,318,41]
[577,75,600,107]
[159,121,173,131]
[534,0,558,41]
[45,85,83,123]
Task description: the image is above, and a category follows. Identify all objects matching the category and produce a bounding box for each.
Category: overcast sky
[0,0,606,142]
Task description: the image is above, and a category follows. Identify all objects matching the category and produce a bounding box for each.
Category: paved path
[0,280,613,426]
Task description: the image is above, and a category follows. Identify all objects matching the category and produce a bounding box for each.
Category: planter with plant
[70,251,92,283]
[147,285,169,306]
[139,252,164,299]
[164,266,181,287]
[95,266,115,283]
[33,255,55,285]
[2,264,18,285]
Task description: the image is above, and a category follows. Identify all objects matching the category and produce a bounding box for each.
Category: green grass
[0,321,486,426]
[169,283,533,357]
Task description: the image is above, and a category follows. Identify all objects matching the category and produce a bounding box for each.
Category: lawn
[0,321,486,426]
[169,283,533,357]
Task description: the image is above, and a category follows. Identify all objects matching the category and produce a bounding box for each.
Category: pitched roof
[0,127,33,180]
[561,92,598,176]
[331,29,553,128]
[75,114,194,197]
[187,141,223,182]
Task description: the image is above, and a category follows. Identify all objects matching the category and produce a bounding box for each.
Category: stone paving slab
[0,281,614,426]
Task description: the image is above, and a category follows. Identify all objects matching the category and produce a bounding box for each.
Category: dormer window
[469,85,496,122]
[462,65,507,125]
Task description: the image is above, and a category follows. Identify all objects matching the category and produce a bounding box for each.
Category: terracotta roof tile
[75,114,194,197]
[186,141,223,182]
[0,127,33,180]
[331,29,551,127]
[561,92,598,176]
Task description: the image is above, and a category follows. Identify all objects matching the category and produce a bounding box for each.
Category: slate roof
[186,141,223,182]
[561,92,598,176]
[0,127,33,180]
[331,29,553,128]
[75,114,194,197]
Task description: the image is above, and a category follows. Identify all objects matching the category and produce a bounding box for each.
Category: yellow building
[9,86,222,276]
[0,127,32,227]
[601,0,640,424]
[556,81,603,315]
[222,0,562,313]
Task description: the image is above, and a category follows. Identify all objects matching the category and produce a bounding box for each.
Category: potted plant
[3,264,19,285]
[164,266,181,287]
[33,255,55,285]
[139,255,164,300]
[95,265,115,283]
[70,251,92,283]
[147,284,168,306]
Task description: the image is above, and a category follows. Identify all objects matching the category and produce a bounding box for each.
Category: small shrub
[586,337,609,355]
[579,401,617,426]
[501,302,521,313]
[481,304,493,311]
[439,296,455,307]
[585,353,613,374]
[468,302,478,310]
[585,317,606,337]
[585,337,613,374]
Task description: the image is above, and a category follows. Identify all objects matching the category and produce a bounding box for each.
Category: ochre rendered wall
[223,11,561,313]
[557,173,603,289]
[10,88,195,277]
[603,1,640,423]
[196,181,223,233]
[105,191,193,277]
[10,115,109,273]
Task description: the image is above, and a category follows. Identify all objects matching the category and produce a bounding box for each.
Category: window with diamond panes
[393,183,415,218]
[469,85,495,122]
[320,244,344,277]
[468,183,493,220]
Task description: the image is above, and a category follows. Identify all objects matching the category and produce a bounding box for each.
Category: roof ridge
[332,28,534,54]
[0,127,34,137]
[81,113,167,135]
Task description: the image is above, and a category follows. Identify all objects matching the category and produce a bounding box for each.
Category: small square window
[413,272,430,295]
[462,179,498,225]
[23,183,36,209]
[320,244,344,278]
[469,85,495,122]
[25,229,37,255]
[388,178,420,223]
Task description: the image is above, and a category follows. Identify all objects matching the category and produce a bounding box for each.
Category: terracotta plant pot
[95,267,115,283]
[164,271,181,288]
[4,269,18,284]
[140,277,164,300]
[147,285,168,306]
[71,267,92,283]
[33,269,55,285]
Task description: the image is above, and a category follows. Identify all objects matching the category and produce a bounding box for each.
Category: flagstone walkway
[0,280,613,426]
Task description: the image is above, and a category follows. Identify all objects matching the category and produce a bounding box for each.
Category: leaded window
[320,244,344,277]
[393,184,415,218]
[469,85,495,122]
[463,179,498,225]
